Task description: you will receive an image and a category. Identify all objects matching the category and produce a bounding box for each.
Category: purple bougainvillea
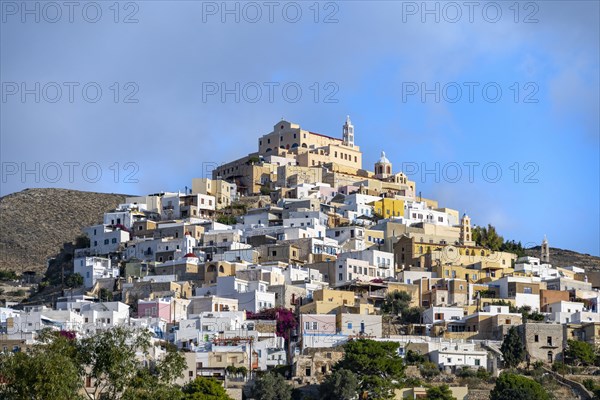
[59,330,76,340]
[246,307,297,340]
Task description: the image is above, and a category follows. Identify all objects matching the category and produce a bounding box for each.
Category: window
[347,322,353,329]
[475,359,480,366]
[312,322,318,330]
[547,336,553,346]
[305,322,310,330]
[523,286,532,294]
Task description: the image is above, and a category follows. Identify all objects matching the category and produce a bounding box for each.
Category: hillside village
[2,118,600,399]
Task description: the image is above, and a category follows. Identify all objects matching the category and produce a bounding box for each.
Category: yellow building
[395,234,517,271]
[192,178,234,209]
[386,282,420,308]
[257,119,362,170]
[365,228,385,248]
[299,288,356,314]
[371,198,404,219]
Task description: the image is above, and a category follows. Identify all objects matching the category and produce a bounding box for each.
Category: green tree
[216,215,237,225]
[75,235,91,249]
[78,326,185,400]
[404,349,426,365]
[500,327,525,369]
[334,339,405,399]
[65,272,84,288]
[320,369,359,400]
[252,373,292,400]
[426,385,457,400]
[382,292,422,324]
[0,333,82,400]
[490,372,550,400]
[182,377,233,400]
[0,327,186,400]
[472,225,503,251]
[382,291,411,314]
[99,287,113,301]
[500,240,526,258]
[565,339,597,366]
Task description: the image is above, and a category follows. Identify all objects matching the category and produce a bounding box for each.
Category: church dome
[378,151,390,164]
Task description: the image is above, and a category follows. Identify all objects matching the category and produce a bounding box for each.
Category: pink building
[137,298,171,321]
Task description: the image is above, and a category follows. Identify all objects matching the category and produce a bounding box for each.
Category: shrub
[582,378,596,391]
[420,361,440,378]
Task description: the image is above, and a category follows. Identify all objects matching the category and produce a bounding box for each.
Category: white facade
[79,302,130,334]
[84,224,130,255]
[300,314,347,350]
[398,270,434,284]
[161,193,215,220]
[423,306,465,325]
[74,256,118,288]
[514,256,555,278]
[547,301,586,324]
[430,343,488,370]
[337,313,383,338]
[392,201,452,226]
[8,306,84,336]
[339,193,380,221]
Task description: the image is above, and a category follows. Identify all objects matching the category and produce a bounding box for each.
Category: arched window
[207,265,217,272]
[219,266,225,273]
[265,147,272,152]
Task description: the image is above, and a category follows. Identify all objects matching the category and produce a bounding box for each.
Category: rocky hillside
[0,188,128,275]
[525,246,600,270]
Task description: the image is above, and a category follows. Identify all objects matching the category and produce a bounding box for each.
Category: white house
[423,306,465,325]
[546,301,586,324]
[74,256,118,288]
[79,301,130,334]
[83,224,130,255]
[429,342,488,371]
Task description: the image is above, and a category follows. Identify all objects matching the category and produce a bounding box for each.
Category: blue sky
[1,1,599,255]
